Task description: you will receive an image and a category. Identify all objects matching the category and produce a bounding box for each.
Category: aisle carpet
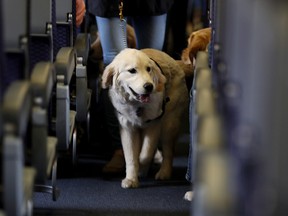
[33,156,192,216]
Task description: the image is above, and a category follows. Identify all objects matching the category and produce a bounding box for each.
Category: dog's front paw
[155,168,171,180]
[121,178,139,188]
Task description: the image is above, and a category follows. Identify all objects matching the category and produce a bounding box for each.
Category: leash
[119,0,124,21]
[144,58,170,123]
[119,0,127,47]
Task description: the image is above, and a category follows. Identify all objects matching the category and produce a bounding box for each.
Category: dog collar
[145,96,170,123]
[115,96,169,122]
[144,58,169,123]
[150,57,164,75]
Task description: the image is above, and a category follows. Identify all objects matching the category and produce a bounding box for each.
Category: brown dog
[181,27,212,65]
[101,48,189,188]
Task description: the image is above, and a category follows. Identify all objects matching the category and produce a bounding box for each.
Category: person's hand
[76,0,86,27]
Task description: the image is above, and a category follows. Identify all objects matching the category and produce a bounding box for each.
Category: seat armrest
[54,47,76,85]
[2,81,31,136]
[30,62,56,108]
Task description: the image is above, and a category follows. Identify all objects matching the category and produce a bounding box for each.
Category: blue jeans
[96,14,167,65]
[95,14,168,150]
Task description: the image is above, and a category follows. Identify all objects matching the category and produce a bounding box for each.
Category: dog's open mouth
[129,87,151,103]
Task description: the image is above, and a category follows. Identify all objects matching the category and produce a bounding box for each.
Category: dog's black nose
[143,82,153,93]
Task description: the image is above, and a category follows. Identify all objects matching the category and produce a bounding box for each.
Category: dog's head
[102,48,166,103]
[181,27,212,65]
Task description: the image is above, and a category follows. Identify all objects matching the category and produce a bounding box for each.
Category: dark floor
[33,155,192,216]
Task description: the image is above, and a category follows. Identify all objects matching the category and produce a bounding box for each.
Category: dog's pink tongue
[140,94,150,103]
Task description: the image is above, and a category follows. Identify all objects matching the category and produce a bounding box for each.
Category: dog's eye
[146,67,151,72]
[128,68,136,74]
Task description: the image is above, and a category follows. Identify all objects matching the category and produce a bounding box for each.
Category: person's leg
[95,16,127,173]
[131,14,167,50]
[96,16,127,64]
[167,0,189,59]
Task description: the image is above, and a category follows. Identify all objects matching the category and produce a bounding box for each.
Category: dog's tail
[176,60,194,77]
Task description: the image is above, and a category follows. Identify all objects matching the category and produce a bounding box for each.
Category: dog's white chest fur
[109,90,164,128]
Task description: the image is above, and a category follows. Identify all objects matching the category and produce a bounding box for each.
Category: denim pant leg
[95,16,127,65]
[131,14,167,50]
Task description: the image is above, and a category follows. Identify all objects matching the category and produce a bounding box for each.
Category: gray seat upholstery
[29,0,78,166]
[29,0,53,71]
[2,0,36,214]
[55,0,92,142]
[30,62,60,201]
[54,47,77,164]
[2,81,36,216]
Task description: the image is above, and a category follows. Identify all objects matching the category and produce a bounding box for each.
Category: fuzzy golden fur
[181,27,212,65]
[102,48,189,188]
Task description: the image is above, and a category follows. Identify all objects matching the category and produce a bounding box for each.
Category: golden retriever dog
[181,27,212,65]
[102,48,189,188]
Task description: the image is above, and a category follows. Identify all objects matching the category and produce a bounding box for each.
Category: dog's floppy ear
[101,64,115,89]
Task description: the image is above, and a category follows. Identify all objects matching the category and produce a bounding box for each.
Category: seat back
[2,81,35,216]
[55,0,74,57]
[30,62,56,183]
[3,0,30,87]
[29,0,54,72]
[54,47,77,151]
